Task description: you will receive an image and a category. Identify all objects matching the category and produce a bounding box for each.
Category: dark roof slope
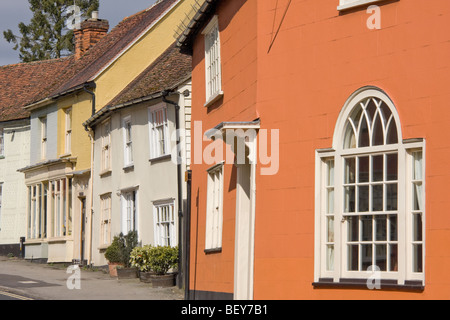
[28,0,178,104]
[108,42,191,106]
[0,57,73,121]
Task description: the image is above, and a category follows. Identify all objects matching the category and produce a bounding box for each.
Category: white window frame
[337,0,385,11]
[64,108,72,154]
[314,88,425,286]
[202,15,223,106]
[0,183,2,231]
[205,161,224,251]
[122,116,133,167]
[40,117,47,160]
[101,120,111,172]
[153,199,177,247]
[100,193,112,246]
[148,105,169,159]
[121,189,138,235]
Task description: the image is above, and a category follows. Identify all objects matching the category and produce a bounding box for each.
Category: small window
[202,15,223,104]
[122,190,137,234]
[205,162,224,251]
[154,200,177,247]
[100,194,112,246]
[123,116,133,167]
[65,108,72,154]
[40,117,47,160]
[101,120,111,172]
[148,106,169,159]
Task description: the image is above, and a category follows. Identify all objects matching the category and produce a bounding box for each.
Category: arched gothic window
[314,87,425,288]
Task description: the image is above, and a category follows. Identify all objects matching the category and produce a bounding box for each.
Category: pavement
[0,256,184,300]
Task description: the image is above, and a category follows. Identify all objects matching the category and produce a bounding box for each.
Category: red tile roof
[0,57,73,121]
[47,0,178,99]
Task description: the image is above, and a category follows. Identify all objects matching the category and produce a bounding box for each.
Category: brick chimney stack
[74,11,109,60]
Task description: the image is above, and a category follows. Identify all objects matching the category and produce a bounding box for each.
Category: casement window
[0,128,4,157]
[64,108,72,154]
[100,193,112,246]
[40,117,47,160]
[315,88,425,287]
[49,178,72,238]
[27,183,48,240]
[153,199,177,247]
[121,190,137,234]
[337,0,384,10]
[202,15,223,104]
[101,120,111,172]
[205,162,224,251]
[123,116,133,167]
[148,106,169,159]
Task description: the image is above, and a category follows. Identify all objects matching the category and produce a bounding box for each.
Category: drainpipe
[162,90,184,290]
[184,170,192,300]
[83,82,97,116]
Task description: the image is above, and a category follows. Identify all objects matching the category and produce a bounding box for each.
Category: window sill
[59,153,72,159]
[99,169,112,177]
[98,244,110,251]
[337,0,384,11]
[149,154,171,164]
[204,247,222,254]
[312,278,424,292]
[123,164,134,172]
[204,91,224,108]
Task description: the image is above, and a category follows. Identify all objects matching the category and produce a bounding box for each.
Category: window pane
[327,217,334,242]
[413,213,423,242]
[413,151,423,180]
[372,155,383,182]
[348,244,359,271]
[413,183,423,211]
[375,215,387,241]
[413,244,423,273]
[358,116,370,148]
[372,184,383,212]
[386,120,398,144]
[362,244,373,271]
[386,153,398,181]
[344,158,355,184]
[327,245,334,271]
[327,188,334,214]
[372,114,384,146]
[358,185,369,212]
[386,183,398,211]
[361,216,372,241]
[389,244,398,271]
[348,216,359,242]
[344,123,356,149]
[376,244,387,271]
[327,160,334,186]
[389,215,398,241]
[358,156,369,182]
[344,186,355,213]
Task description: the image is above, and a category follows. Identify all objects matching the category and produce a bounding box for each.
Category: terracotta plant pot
[108,262,123,277]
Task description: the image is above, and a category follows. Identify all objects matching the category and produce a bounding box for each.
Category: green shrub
[147,246,179,275]
[130,245,153,272]
[104,231,139,267]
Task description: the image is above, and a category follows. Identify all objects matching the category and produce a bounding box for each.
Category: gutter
[162,90,184,290]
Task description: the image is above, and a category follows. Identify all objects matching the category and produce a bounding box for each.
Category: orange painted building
[178,0,450,299]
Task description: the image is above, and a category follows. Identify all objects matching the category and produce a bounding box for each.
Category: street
[0,290,33,300]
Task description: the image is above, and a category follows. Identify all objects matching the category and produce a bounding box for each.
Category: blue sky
[0,0,157,66]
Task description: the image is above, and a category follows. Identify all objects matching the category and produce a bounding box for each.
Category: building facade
[179,0,450,299]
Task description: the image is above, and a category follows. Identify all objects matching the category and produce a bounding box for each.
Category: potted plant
[104,235,123,277]
[116,231,139,279]
[130,244,154,283]
[146,245,179,287]
[104,231,139,278]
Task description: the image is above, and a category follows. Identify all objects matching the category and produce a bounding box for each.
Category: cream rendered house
[84,43,192,267]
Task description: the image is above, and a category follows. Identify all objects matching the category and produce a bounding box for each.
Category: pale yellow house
[20,0,196,264]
